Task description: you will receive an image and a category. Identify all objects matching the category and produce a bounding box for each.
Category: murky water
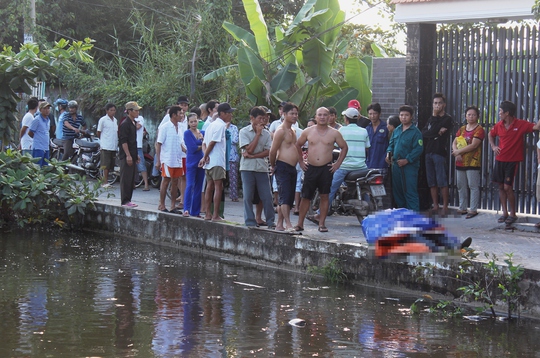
[1,231,540,358]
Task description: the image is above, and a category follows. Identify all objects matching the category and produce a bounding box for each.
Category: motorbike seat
[52,138,65,146]
[75,138,100,149]
[345,168,382,182]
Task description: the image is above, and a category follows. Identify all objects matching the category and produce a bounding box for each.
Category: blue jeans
[32,149,49,167]
[241,171,275,227]
[329,168,350,204]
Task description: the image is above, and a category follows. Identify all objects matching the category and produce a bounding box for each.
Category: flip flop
[456,210,468,215]
[465,212,478,219]
[159,208,169,213]
[293,225,304,232]
[182,211,190,217]
[318,226,328,233]
[497,215,508,223]
[143,188,150,191]
[505,216,518,225]
[307,215,319,225]
[170,208,183,214]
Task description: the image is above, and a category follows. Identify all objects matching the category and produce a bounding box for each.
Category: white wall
[394,0,535,23]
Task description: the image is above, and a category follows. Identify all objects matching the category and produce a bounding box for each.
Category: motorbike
[309,150,388,224]
[54,127,118,185]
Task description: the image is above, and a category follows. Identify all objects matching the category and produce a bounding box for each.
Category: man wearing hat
[199,102,235,221]
[61,100,87,161]
[28,101,53,167]
[348,99,370,128]
[118,101,142,208]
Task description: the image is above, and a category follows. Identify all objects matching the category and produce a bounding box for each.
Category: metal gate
[435,24,540,214]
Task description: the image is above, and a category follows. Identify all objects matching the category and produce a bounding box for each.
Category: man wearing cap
[61,100,86,161]
[118,101,141,208]
[199,102,233,221]
[28,102,53,167]
[97,103,118,187]
[156,105,185,212]
[348,99,370,128]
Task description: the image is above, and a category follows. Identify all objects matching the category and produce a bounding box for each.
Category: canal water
[1,231,540,358]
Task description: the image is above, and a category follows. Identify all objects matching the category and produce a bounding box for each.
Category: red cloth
[489,118,534,162]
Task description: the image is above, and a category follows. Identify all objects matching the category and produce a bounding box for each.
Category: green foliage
[0,150,102,230]
[534,1,540,20]
[0,39,93,147]
[307,258,348,283]
[205,0,374,122]
[411,249,525,319]
[410,296,463,318]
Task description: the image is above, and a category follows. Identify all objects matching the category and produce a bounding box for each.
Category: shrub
[0,150,103,230]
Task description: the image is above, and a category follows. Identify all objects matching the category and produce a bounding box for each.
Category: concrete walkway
[97,184,540,271]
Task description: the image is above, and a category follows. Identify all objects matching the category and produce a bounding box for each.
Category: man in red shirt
[488,100,540,225]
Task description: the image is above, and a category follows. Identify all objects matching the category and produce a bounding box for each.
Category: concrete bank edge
[85,203,540,318]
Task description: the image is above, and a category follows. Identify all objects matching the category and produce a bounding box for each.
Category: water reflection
[0,231,539,357]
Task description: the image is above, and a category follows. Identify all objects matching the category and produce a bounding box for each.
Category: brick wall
[371,57,406,121]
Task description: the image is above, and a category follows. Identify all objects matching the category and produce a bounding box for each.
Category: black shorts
[274,160,297,207]
[301,162,333,200]
[492,160,518,186]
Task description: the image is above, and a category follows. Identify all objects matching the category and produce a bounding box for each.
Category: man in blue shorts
[270,102,300,231]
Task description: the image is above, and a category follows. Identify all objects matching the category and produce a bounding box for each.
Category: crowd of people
[17,92,540,230]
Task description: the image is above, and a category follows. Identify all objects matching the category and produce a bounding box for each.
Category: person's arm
[269,128,285,168]
[488,129,500,156]
[295,129,308,171]
[154,142,162,169]
[404,130,424,165]
[20,126,28,141]
[331,132,348,173]
[243,125,263,154]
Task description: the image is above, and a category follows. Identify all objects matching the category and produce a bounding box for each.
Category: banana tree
[0,39,93,150]
[203,0,372,121]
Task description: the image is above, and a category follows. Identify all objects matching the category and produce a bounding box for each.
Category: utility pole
[24,0,36,44]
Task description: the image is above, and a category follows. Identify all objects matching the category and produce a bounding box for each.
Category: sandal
[318,226,328,232]
[465,212,478,219]
[182,210,190,217]
[456,210,468,215]
[293,225,304,232]
[307,215,320,226]
[505,216,518,225]
[497,215,508,223]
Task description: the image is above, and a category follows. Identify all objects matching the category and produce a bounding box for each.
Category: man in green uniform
[385,105,424,211]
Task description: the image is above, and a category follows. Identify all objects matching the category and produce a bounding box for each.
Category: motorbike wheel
[308,190,320,216]
[134,172,144,188]
[357,189,378,225]
[150,176,161,188]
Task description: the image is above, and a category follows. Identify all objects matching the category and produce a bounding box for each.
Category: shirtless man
[295,107,348,232]
[269,102,299,231]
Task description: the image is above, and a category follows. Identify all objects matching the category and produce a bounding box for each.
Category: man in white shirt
[158,96,189,205]
[155,105,185,212]
[199,102,233,221]
[201,99,220,131]
[20,97,39,156]
[97,103,118,187]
